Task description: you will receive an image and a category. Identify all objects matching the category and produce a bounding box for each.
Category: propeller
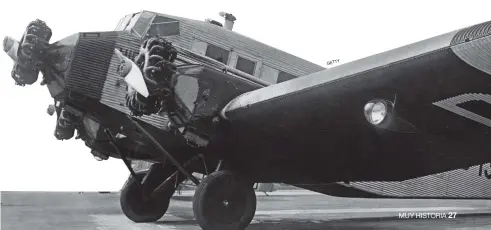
[114,49,149,98]
[3,36,19,62]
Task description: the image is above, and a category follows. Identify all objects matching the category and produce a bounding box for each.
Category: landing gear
[120,171,173,223]
[106,124,200,224]
[193,170,257,230]
[110,118,258,228]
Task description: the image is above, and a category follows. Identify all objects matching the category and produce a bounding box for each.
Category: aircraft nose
[3,36,19,61]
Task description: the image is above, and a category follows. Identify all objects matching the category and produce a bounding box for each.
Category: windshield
[130,12,154,36]
[115,14,132,31]
[124,13,141,33]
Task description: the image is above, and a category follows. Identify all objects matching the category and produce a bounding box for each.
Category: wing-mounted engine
[4,19,52,86]
[4,20,81,141]
[123,37,205,146]
[4,19,74,96]
[125,37,178,117]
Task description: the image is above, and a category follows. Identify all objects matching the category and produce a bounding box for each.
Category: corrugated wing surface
[451,20,491,45]
[349,164,491,199]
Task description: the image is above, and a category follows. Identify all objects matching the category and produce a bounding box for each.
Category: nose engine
[4,19,52,86]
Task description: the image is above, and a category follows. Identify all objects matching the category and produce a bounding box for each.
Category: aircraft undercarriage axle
[151,155,201,198]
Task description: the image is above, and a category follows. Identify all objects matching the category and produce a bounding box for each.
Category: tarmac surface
[2,190,491,229]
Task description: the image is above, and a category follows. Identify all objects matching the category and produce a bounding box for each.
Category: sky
[1,0,491,191]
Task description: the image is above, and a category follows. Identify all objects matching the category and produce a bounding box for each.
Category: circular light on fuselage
[364,101,387,125]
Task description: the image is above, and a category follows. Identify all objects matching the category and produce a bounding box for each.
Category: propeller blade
[125,61,149,98]
[113,49,149,98]
[3,36,19,62]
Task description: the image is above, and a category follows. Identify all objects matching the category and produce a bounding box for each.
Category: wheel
[120,171,171,223]
[193,170,257,230]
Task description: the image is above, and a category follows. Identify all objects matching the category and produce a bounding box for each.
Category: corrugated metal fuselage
[47,32,170,129]
[33,15,491,200]
[46,30,263,161]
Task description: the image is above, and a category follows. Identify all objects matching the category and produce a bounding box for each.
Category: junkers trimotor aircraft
[5,10,491,230]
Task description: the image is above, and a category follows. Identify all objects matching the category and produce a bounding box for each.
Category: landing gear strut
[110,118,258,228]
[193,170,257,230]
[105,128,179,223]
[106,120,201,223]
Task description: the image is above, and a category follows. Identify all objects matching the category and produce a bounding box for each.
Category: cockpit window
[115,14,132,31]
[147,16,180,37]
[123,12,155,36]
[153,16,177,24]
[133,12,154,36]
[115,17,124,30]
[125,13,140,32]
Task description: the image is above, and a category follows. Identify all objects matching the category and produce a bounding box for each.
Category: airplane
[4,10,491,230]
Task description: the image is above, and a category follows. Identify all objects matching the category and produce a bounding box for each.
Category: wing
[219,19,491,191]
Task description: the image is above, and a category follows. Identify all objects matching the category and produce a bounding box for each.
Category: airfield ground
[2,190,491,229]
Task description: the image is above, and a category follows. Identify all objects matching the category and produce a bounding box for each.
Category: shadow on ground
[156,215,491,230]
[156,219,383,230]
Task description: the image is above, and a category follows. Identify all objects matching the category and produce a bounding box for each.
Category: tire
[120,172,171,223]
[193,170,257,230]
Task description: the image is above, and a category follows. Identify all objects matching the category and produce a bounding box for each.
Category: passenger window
[277,71,297,83]
[235,56,256,75]
[260,65,279,83]
[205,44,229,64]
[191,40,208,56]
